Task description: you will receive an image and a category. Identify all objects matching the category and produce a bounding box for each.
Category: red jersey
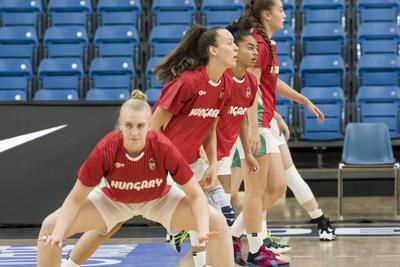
[217,70,258,160]
[252,30,279,128]
[78,130,193,203]
[155,66,232,163]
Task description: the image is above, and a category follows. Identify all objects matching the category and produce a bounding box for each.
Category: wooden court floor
[1,196,400,267]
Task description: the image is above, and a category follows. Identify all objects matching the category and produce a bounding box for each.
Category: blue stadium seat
[0,59,32,102]
[201,0,245,27]
[34,89,79,101]
[357,23,400,57]
[149,25,188,57]
[145,57,163,89]
[357,0,400,24]
[357,54,400,86]
[276,94,293,126]
[300,86,345,140]
[48,0,92,28]
[279,56,294,87]
[89,57,135,91]
[94,26,139,66]
[282,0,296,27]
[301,0,346,25]
[86,88,130,101]
[44,26,88,63]
[0,0,43,32]
[97,0,142,29]
[301,23,346,55]
[0,27,38,61]
[152,0,196,26]
[38,58,84,93]
[356,86,400,138]
[146,88,161,106]
[274,25,295,58]
[300,55,346,87]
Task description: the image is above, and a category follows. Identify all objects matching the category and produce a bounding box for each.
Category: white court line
[376,255,400,257]
[335,255,357,258]
[290,255,315,258]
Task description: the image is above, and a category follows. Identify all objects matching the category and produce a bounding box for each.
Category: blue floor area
[0,243,191,266]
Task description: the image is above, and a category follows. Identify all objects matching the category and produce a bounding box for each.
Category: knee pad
[285,165,315,204]
[206,185,235,226]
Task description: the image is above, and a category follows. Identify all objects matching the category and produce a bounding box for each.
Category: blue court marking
[0,243,191,266]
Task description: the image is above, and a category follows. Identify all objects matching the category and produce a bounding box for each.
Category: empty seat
[152,0,196,26]
[357,54,400,86]
[276,94,293,126]
[278,56,294,87]
[34,89,79,101]
[0,0,43,33]
[86,88,130,101]
[300,86,345,140]
[149,25,188,57]
[0,59,32,102]
[356,86,400,138]
[282,0,296,27]
[146,88,161,106]
[301,23,346,55]
[44,26,88,63]
[301,0,346,25]
[201,0,245,27]
[0,27,38,61]
[89,57,135,91]
[300,55,346,87]
[94,26,139,66]
[357,0,400,24]
[48,0,92,28]
[145,57,163,89]
[97,0,142,29]
[38,58,84,93]
[274,25,295,58]
[357,22,400,57]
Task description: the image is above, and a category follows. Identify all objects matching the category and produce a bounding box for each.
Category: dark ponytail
[243,0,276,64]
[226,18,253,45]
[154,24,222,84]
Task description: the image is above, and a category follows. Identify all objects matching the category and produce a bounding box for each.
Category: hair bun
[131,89,147,101]
[226,20,241,33]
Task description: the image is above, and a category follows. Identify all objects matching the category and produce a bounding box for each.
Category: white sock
[261,218,268,238]
[309,208,323,219]
[192,251,206,267]
[61,258,79,267]
[231,212,244,238]
[247,233,263,254]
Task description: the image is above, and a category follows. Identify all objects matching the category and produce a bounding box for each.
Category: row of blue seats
[0,57,135,101]
[277,86,400,140]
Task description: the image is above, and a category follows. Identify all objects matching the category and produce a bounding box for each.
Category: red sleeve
[248,72,259,106]
[77,133,116,187]
[255,42,271,70]
[160,135,194,185]
[157,77,196,115]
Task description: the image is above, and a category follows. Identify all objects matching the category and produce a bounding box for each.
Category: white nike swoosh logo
[0,125,68,153]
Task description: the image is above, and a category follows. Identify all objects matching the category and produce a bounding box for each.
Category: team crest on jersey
[149,158,156,170]
[246,87,251,98]
[219,88,225,99]
[114,162,125,168]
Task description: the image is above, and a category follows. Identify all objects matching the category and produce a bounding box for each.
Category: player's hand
[248,125,260,154]
[197,230,219,245]
[306,102,325,124]
[199,165,218,190]
[245,153,259,174]
[277,117,290,142]
[41,233,63,249]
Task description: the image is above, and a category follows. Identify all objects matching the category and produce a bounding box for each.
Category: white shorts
[236,127,280,159]
[217,141,239,176]
[189,157,209,181]
[270,118,286,146]
[88,185,185,234]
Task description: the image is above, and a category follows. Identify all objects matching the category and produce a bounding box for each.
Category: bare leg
[170,197,234,267]
[262,153,287,211]
[37,200,107,267]
[230,167,243,212]
[67,222,124,265]
[218,174,231,194]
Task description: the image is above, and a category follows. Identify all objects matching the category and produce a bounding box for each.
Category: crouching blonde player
[37,90,234,267]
